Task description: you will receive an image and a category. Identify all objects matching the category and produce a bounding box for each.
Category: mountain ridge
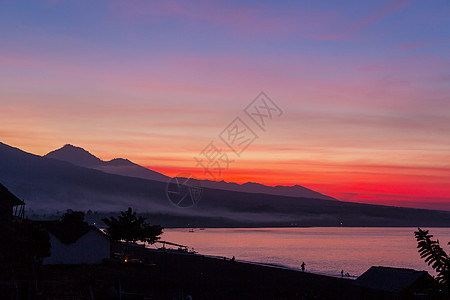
[45,144,336,201]
[1,141,449,227]
[45,144,102,167]
[45,144,170,182]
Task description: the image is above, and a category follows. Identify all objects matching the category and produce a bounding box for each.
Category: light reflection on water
[157,227,450,277]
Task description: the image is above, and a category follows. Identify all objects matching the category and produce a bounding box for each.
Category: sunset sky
[1,1,449,210]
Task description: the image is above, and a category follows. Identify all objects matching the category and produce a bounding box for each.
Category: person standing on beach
[301,262,305,272]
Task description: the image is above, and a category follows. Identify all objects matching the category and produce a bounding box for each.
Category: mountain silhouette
[45,144,102,167]
[199,180,336,201]
[1,141,449,227]
[45,144,169,182]
[45,144,336,201]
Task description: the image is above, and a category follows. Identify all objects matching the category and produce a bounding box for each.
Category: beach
[38,247,359,299]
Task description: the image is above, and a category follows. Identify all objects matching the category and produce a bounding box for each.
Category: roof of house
[35,220,109,245]
[353,266,434,293]
[0,183,25,206]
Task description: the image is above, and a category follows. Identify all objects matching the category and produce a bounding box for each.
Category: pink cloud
[397,42,433,50]
[108,0,294,37]
[319,0,413,40]
[396,39,450,50]
[348,0,412,33]
[108,0,352,41]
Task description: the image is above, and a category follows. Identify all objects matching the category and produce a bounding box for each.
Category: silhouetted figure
[345,272,350,277]
[341,270,344,277]
[301,262,305,272]
[231,256,235,262]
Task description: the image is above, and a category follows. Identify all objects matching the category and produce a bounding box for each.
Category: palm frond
[415,228,450,289]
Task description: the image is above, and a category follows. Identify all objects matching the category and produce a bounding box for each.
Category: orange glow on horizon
[150,164,450,210]
[1,136,448,211]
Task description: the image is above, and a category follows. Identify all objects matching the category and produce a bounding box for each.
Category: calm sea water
[155,227,450,277]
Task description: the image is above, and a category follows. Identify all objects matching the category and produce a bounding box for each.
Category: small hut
[37,220,110,265]
[0,183,25,230]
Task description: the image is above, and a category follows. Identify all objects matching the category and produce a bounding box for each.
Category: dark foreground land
[38,249,358,299]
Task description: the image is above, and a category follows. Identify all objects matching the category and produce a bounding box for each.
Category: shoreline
[200,253,357,279]
[155,227,442,278]
[39,246,360,299]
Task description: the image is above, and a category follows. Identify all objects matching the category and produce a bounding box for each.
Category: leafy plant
[415,228,450,292]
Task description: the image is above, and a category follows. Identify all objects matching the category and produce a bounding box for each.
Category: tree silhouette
[102,207,163,255]
[60,210,87,227]
[415,228,450,293]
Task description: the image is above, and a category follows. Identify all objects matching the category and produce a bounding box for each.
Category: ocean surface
[154,227,450,277]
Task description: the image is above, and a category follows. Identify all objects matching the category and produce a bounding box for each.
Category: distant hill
[45,144,336,201]
[199,180,336,201]
[1,141,449,227]
[45,144,170,182]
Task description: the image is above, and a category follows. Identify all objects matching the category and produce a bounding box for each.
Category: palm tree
[414,228,450,293]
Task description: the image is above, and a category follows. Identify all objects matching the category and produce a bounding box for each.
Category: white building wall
[43,229,110,265]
